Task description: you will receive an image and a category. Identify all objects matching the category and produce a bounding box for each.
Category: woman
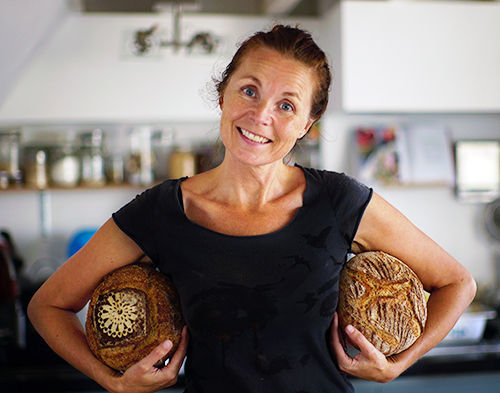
[28,25,476,393]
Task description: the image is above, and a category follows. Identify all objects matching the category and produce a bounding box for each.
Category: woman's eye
[280,102,293,111]
[243,87,256,97]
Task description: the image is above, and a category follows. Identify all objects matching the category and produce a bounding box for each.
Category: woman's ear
[219,96,224,110]
[299,119,315,140]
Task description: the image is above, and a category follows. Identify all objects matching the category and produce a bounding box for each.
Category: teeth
[240,129,270,144]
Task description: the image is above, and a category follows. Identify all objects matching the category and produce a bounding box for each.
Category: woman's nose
[250,101,272,126]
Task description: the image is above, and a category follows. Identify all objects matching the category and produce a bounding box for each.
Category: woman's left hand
[330,312,400,383]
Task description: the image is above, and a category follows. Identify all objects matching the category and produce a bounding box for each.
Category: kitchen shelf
[0,183,154,194]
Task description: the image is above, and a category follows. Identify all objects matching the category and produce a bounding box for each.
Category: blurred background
[1,0,500,391]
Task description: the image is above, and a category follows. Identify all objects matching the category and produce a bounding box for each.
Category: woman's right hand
[113,326,189,393]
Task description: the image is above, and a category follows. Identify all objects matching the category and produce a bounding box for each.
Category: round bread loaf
[86,263,184,371]
[337,251,427,356]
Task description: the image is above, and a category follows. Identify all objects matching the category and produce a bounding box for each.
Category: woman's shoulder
[300,166,372,206]
[300,166,364,188]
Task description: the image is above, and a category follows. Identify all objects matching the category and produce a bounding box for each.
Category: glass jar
[23,145,50,189]
[78,129,106,187]
[127,127,153,186]
[152,127,174,181]
[169,142,196,179]
[0,129,22,189]
[51,137,80,188]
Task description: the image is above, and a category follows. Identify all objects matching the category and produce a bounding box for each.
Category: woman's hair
[215,24,332,123]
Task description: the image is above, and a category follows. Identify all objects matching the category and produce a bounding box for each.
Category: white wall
[319,6,500,288]
[0,0,69,109]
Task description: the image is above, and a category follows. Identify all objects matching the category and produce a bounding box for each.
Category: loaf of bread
[86,263,184,371]
[337,251,427,356]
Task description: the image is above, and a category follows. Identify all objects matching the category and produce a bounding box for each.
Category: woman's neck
[202,158,298,210]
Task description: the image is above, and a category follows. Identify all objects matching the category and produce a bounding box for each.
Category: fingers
[133,340,173,371]
[121,328,189,391]
[330,313,355,370]
[118,341,175,392]
[333,319,392,382]
[343,324,379,359]
[330,313,347,356]
[142,326,189,372]
[332,313,375,357]
[331,313,389,377]
[166,326,189,370]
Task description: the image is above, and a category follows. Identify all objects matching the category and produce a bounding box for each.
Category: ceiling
[78,0,321,16]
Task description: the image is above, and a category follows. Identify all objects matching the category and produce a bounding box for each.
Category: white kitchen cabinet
[338,1,500,113]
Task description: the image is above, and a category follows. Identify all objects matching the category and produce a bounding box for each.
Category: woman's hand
[113,326,189,393]
[330,313,401,383]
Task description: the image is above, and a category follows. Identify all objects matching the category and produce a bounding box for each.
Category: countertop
[2,341,500,393]
[3,317,500,393]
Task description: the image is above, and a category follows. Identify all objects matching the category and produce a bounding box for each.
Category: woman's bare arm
[331,192,476,382]
[27,218,188,393]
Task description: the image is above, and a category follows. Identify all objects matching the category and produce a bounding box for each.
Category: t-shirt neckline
[174,166,311,239]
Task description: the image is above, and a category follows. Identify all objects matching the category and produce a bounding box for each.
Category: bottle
[23,146,49,189]
[0,129,22,188]
[127,127,153,187]
[51,133,80,188]
[152,127,174,181]
[169,142,196,179]
[79,129,106,187]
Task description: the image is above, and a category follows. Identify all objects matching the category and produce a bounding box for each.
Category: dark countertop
[0,364,186,393]
[3,317,500,393]
[2,343,500,393]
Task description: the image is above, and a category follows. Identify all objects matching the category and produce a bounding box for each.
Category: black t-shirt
[113,166,372,393]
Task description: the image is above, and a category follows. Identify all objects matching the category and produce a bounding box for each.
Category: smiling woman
[27,24,475,393]
[217,46,315,168]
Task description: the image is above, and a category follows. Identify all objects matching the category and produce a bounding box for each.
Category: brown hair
[215,24,331,124]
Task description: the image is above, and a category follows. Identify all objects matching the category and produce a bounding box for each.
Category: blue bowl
[68,228,98,257]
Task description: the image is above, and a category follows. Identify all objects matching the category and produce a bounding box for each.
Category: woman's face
[219,47,316,169]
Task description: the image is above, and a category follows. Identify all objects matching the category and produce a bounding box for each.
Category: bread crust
[337,251,427,356]
[86,263,184,371]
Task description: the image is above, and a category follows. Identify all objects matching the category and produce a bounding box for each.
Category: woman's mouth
[239,128,271,144]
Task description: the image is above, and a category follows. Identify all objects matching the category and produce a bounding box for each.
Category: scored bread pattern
[96,289,147,342]
[338,251,427,356]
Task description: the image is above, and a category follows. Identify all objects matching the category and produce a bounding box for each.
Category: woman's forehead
[234,47,316,89]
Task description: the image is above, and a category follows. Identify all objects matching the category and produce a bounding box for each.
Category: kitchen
[1,0,500,391]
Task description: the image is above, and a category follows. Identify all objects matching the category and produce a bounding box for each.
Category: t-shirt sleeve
[112,184,160,263]
[319,170,373,249]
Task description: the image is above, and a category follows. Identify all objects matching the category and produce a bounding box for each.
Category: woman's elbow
[27,292,41,326]
[463,270,478,304]
[27,288,50,328]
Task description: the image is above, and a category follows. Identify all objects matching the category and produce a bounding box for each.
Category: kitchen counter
[3,314,500,393]
[407,340,500,375]
[350,371,500,393]
[2,341,500,393]
[0,364,186,393]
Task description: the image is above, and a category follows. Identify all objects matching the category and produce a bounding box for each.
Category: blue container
[67,228,98,257]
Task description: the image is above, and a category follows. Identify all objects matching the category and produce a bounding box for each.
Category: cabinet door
[340,1,500,113]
